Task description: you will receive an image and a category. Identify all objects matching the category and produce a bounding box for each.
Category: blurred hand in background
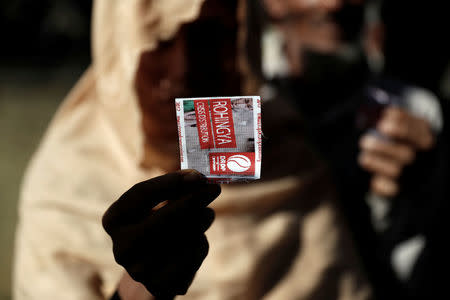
[358,107,434,197]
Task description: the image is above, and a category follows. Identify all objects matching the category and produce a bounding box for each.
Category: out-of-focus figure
[244,0,449,299]
[365,2,450,299]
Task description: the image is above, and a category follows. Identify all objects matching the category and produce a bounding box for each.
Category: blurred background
[1,1,449,300]
[0,1,92,299]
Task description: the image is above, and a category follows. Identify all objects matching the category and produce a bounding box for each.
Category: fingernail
[181,169,206,183]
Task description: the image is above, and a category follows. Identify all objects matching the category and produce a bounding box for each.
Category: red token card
[176,96,261,183]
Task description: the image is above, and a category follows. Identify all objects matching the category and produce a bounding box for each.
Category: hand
[103,170,221,298]
[263,0,343,20]
[358,107,434,197]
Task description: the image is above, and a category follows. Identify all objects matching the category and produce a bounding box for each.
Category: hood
[91,0,206,166]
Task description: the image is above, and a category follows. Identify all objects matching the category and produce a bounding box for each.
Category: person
[245,0,448,299]
[14,0,372,299]
[363,2,450,298]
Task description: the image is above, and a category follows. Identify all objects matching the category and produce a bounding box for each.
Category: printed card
[176,96,262,183]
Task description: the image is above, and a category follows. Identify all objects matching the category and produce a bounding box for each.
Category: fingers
[151,186,219,223]
[360,106,435,198]
[377,107,434,150]
[359,135,410,197]
[370,175,399,198]
[359,134,415,165]
[108,204,216,267]
[108,191,216,265]
[103,170,220,234]
[131,187,218,239]
[358,151,403,179]
[264,0,341,19]
[172,182,221,210]
[136,205,216,243]
[103,170,202,233]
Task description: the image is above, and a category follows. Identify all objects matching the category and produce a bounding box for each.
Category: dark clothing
[301,80,450,300]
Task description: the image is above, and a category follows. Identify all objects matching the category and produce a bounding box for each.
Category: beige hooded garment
[13,0,372,299]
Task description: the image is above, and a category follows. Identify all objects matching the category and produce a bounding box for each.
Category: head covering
[14,1,207,298]
[93,0,206,164]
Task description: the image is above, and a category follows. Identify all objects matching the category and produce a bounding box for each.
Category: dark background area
[0,1,92,299]
[0,0,92,66]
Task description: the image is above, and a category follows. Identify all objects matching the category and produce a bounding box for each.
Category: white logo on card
[227,155,251,172]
